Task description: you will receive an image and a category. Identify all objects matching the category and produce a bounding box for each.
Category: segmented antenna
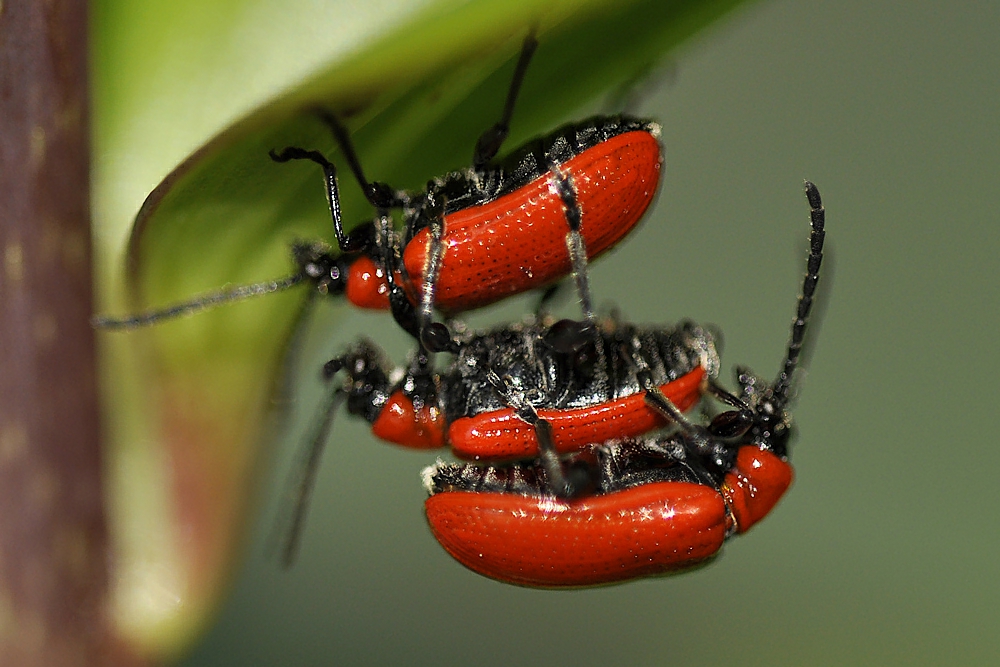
[770,181,825,406]
[91,272,305,331]
[273,386,345,569]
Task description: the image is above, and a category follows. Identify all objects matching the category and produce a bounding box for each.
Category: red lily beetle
[423,434,794,587]
[95,35,662,352]
[274,316,718,565]
[322,317,718,459]
[421,181,825,586]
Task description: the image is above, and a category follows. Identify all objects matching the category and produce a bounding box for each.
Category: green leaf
[95,0,747,656]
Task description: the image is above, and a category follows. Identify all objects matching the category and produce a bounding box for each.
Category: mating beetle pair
[99,33,826,588]
[422,183,824,586]
[314,181,824,586]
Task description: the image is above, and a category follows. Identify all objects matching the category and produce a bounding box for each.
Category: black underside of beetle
[425,434,724,500]
[441,317,715,423]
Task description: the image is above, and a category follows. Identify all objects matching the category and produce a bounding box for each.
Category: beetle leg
[312,109,406,211]
[548,162,596,324]
[615,331,733,475]
[532,280,569,317]
[486,369,581,498]
[414,192,455,353]
[473,31,538,170]
[271,109,410,250]
[370,211,435,347]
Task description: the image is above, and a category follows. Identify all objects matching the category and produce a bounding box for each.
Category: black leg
[533,281,568,317]
[270,107,410,251]
[414,192,454,353]
[549,162,596,323]
[618,331,731,472]
[535,163,604,353]
[313,110,404,210]
[486,369,576,498]
[473,32,539,170]
[372,211,422,342]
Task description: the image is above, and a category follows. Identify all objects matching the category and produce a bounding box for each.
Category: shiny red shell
[394,129,660,314]
[344,254,391,310]
[371,390,446,449]
[424,444,792,587]
[364,366,703,457]
[425,481,726,587]
[448,366,705,461]
[721,446,793,533]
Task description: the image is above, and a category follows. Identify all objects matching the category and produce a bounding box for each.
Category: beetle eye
[708,410,753,439]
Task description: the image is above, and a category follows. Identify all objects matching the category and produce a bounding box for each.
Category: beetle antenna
[92,272,305,331]
[770,181,825,407]
[273,381,345,569]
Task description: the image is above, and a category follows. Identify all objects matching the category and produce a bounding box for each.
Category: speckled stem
[0,1,141,664]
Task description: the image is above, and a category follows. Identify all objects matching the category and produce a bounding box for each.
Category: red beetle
[96,36,662,351]
[269,112,660,350]
[270,116,660,319]
[266,33,661,350]
[326,317,718,460]
[423,434,794,587]
[421,182,825,586]
[270,316,717,566]
[395,120,661,316]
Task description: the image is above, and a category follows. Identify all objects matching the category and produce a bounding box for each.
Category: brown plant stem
[0,1,143,664]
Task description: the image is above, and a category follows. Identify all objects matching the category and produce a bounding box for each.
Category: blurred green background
[96,0,1000,664]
